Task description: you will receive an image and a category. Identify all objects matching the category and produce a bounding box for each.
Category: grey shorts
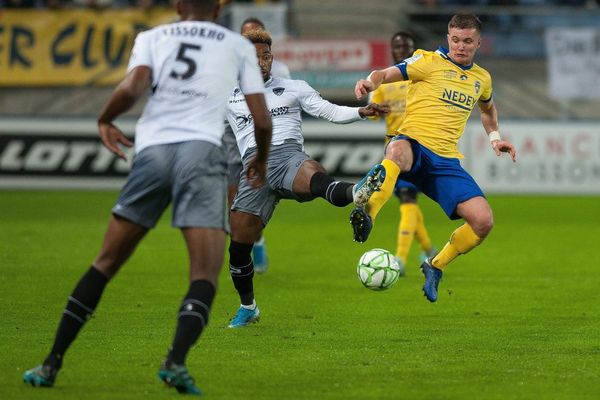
[223,124,242,185]
[113,141,228,230]
[231,141,313,225]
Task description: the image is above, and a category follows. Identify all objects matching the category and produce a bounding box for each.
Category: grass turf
[1,191,599,399]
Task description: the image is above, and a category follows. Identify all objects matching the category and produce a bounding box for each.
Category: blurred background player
[226,28,387,328]
[223,16,292,274]
[368,30,437,269]
[351,14,516,302]
[22,0,272,395]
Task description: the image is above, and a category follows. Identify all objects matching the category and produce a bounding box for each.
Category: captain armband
[488,130,501,143]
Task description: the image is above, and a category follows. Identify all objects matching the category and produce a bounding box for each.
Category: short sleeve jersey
[395,47,493,158]
[128,21,266,154]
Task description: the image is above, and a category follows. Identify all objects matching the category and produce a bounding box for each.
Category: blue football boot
[420,258,443,302]
[228,305,260,328]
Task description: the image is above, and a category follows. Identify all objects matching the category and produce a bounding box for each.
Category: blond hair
[243,29,272,47]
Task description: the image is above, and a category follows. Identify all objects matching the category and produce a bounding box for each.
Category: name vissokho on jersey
[396,47,492,159]
[128,21,265,154]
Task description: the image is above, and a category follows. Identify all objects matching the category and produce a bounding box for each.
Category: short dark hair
[243,29,272,47]
[391,30,416,44]
[241,17,266,30]
[448,14,482,33]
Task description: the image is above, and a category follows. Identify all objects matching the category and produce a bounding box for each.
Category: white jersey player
[22,1,272,395]
[224,16,293,274]
[131,19,266,153]
[224,28,388,328]
[228,75,366,157]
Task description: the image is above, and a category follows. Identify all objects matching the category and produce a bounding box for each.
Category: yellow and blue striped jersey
[396,47,492,158]
[369,80,411,136]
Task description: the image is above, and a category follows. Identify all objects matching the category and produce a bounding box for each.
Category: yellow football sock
[414,205,433,253]
[395,203,418,264]
[366,159,401,221]
[431,223,482,270]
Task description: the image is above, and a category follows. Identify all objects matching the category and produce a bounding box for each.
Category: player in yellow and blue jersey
[369,30,437,269]
[351,14,516,302]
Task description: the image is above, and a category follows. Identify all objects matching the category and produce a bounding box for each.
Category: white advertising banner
[1,117,599,194]
[463,121,600,194]
[545,28,600,100]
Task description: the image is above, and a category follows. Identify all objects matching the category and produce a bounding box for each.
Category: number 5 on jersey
[170,43,202,80]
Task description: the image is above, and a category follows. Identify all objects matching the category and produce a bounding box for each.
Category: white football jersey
[128,21,266,154]
[227,76,363,157]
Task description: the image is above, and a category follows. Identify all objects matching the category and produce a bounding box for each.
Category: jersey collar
[436,46,473,71]
[265,76,274,86]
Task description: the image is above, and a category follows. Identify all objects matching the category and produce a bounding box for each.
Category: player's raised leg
[292,159,356,207]
[23,216,147,387]
[289,159,377,244]
[366,139,412,219]
[352,164,386,209]
[350,138,412,243]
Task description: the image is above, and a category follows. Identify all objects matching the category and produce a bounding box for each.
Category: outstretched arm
[358,103,390,118]
[299,81,389,123]
[97,66,151,160]
[355,66,405,100]
[479,99,516,162]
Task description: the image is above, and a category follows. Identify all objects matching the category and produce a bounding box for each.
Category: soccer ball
[356,248,404,291]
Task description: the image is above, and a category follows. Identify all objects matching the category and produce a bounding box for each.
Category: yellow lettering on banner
[0,9,176,86]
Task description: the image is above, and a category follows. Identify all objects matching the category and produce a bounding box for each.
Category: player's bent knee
[385,140,412,171]
[473,214,494,238]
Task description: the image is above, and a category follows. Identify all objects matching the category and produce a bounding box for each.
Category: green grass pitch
[1,191,599,400]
